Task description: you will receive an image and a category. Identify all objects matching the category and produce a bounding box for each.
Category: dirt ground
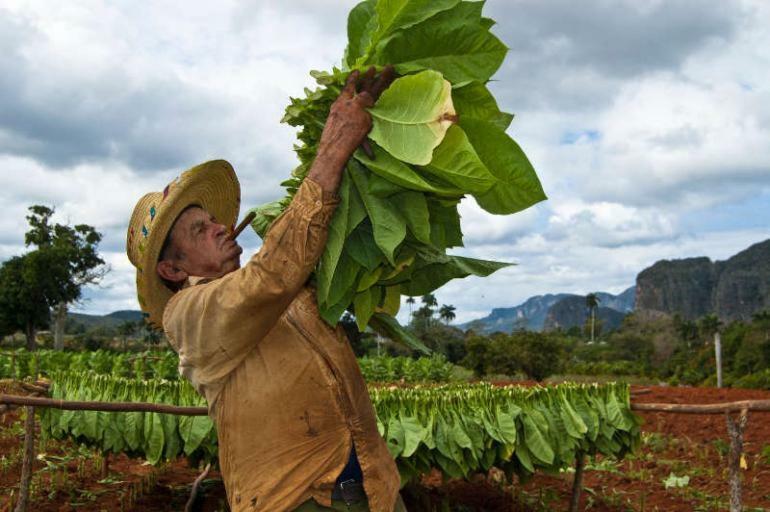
[1,385,769,511]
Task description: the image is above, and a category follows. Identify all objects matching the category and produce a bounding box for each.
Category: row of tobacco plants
[39,371,640,484]
[0,349,455,383]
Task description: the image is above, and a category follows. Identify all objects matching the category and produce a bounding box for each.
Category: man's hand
[322,65,395,159]
[308,66,395,194]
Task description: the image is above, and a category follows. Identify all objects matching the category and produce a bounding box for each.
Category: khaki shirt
[163,178,401,512]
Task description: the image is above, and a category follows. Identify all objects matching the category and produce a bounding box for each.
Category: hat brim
[136,160,240,330]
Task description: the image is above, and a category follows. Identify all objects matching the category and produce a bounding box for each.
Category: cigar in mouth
[228,211,256,241]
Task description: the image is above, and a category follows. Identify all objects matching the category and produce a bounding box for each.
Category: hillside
[636,238,770,321]
[542,297,627,332]
[461,287,634,334]
[67,310,144,331]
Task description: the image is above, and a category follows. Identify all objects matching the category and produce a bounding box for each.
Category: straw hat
[126,160,240,330]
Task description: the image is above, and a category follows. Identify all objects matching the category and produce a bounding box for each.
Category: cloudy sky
[1,0,769,324]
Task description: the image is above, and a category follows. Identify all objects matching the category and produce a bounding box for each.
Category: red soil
[1,384,769,511]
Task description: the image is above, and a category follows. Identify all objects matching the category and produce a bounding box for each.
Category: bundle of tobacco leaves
[249,0,546,353]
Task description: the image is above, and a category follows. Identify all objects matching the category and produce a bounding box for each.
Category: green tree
[421,293,438,309]
[438,304,456,325]
[752,310,770,342]
[117,320,136,350]
[672,313,698,347]
[585,293,600,343]
[0,252,68,349]
[24,205,107,350]
[411,301,435,328]
[511,331,566,381]
[462,334,489,377]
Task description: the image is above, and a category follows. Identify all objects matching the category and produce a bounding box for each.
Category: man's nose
[213,223,227,238]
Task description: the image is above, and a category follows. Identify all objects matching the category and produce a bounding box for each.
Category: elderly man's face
[156,206,243,287]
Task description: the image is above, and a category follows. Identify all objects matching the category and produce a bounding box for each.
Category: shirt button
[315,200,322,206]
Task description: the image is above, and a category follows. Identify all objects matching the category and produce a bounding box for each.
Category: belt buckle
[339,478,363,506]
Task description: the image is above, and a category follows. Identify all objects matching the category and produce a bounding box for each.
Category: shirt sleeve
[162,177,339,405]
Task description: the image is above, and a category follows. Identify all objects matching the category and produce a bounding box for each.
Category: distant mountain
[596,287,636,313]
[460,287,635,334]
[542,296,627,332]
[461,293,572,333]
[636,238,770,322]
[67,310,144,331]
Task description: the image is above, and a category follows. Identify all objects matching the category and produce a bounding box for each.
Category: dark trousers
[293,494,408,511]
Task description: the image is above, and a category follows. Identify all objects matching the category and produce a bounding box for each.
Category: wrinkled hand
[317,65,396,162]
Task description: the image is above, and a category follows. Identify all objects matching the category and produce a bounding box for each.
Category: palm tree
[406,296,416,320]
[698,314,722,342]
[422,293,438,309]
[698,314,723,387]
[585,293,600,343]
[439,304,456,325]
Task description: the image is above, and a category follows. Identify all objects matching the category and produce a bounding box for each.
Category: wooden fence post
[715,332,723,388]
[13,406,35,512]
[185,462,212,512]
[569,452,585,512]
[725,408,748,512]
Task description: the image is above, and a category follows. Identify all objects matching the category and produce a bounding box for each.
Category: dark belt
[331,478,366,505]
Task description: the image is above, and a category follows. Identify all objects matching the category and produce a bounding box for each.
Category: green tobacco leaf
[357,266,384,292]
[145,412,165,465]
[417,0,485,31]
[379,285,401,316]
[522,414,555,465]
[368,70,456,165]
[422,125,496,193]
[377,22,507,83]
[346,172,368,235]
[369,312,431,354]
[453,81,513,130]
[392,191,431,244]
[317,172,352,306]
[345,0,377,67]
[514,440,534,474]
[496,407,518,445]
[401,415,425,457]
[346,223,387,271]
[386,415,406,457]
[373,0,460,43]
[607,391,633,431]
[124,411,143,452]
[427,198,463,249]
[560,396,588,439]
[460,118,547,214]
[248,199,287,240]
[354,287,377,330]
[365,168,404,197]
[349,162,406,265]
[179,416,214,457]
[401,253,511,296]
[161,413,181,460]
[325,249,362,310]
[354,144,463,197]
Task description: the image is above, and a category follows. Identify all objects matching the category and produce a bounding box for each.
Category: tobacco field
[3,376,770,511]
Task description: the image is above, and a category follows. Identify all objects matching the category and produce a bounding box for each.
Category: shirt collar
[183,275,216,289]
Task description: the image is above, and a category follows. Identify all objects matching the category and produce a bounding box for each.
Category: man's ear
[157,260,189,284]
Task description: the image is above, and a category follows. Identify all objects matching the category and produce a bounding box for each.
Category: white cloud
[547,200,677,247]
[0,0,769,324]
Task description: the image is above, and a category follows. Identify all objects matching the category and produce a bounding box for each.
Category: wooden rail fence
[2,393,769,512]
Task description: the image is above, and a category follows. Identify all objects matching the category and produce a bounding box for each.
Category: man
[126,67,405,511]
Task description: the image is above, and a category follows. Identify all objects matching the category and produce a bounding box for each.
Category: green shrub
[732,369,770,390]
